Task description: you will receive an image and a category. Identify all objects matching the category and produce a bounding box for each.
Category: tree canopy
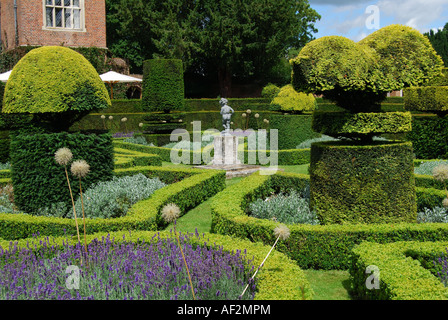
[105,0,321,97]
[425,23,448,67]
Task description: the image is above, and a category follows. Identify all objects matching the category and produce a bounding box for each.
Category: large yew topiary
[142,59,185,113]
[3,46,111,131]
[2,46,114,214]
[291,25,444,224]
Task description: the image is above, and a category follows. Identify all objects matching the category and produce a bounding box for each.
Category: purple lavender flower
[0,233,257,300]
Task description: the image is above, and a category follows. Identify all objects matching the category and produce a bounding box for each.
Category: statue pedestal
[212,134,241,165]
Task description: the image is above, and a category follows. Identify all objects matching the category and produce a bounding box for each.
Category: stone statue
[219,98,234,134]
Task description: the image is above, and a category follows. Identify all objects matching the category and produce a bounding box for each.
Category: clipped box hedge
[0,230,314,300]
[113,147,162,168]
[211,171,448,270]
[404,86,448,113]
[142,59,185,112]
[312,111,413,137]
[350,241,448,300]
[0,166,225,240]
[310,141,417,224]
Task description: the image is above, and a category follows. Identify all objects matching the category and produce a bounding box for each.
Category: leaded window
[45,0,83,30]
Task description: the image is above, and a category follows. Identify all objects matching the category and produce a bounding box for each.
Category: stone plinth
[212,134,241,165]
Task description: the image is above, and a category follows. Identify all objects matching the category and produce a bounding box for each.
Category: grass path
[303,270,352,300]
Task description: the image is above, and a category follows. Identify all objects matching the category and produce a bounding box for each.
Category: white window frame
[42,0,86,32]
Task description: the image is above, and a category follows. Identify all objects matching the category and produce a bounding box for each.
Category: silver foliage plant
[249,187,320,225]
[414,160,448,176]
[417,207,448,223]
[40,174,166,219]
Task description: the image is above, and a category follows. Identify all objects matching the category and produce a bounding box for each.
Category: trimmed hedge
[406,115,448,159]
[350,241,448,300]
[0,166,225,240]
[142,59,185,112]
[211,171,448,270]
[115,137,311,166]
[184,98,270,112]
[0,230,314,300]
[312,111,412,137]
[404,86,448,113]
[309,141,417,224]
[10,131,115,214]
[114,147,162,168]
[269,114,319,150]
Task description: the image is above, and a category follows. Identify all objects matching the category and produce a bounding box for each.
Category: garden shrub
[40,174,167,219]
[10,131,114,214]
[261,83,280,100]
[417,207,448,223]
[249,189,320,225]
[404,86,448,113]
[312,111,412,138]
[142,59,185,113]
[269,114,320,150]
[270,85,316,113]
[407,115,448,159]
[289,25,441,224]
[2,46,110,131]
[113,147,162,168]
[0,230,314,300]
[350,241,448,300]
[309,141,417,224]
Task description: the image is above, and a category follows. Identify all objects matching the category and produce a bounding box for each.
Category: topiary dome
[291,25,444,111]
[3,46,110,114]
[270,84,316,113]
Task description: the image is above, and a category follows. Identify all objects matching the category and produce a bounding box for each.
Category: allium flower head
[246,109,252,114]
[433,165,448,182]
[161,203,180,223]
[108,116,113,120]
[71,160,90,178]
[443,197,448,208]
[101,115,106,119]
[274,224,290,240]
[139,122,144,127]
[254,113,260,118]
[242,113,247,118]
[121,117,128,122]
[55,147,73,166]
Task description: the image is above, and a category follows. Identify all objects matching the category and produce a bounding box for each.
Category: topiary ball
[359,24,444,90]
[270,84,316,113]
[3,46,111,114]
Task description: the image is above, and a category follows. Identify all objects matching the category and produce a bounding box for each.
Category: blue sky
[308,0,448,41]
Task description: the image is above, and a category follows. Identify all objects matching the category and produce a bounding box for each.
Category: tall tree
[425,23,448,66]
[105,0,321,97]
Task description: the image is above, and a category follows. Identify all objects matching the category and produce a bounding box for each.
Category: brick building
[0,0,106,51]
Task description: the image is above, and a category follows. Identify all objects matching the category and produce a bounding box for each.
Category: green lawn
[303,269,353,300]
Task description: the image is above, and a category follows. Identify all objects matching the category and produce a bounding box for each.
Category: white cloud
[377,0,448,32]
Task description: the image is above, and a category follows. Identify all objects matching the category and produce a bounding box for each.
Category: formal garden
[1,24,448,301]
